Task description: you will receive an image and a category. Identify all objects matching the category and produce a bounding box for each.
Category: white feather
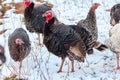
[105,23,120,52]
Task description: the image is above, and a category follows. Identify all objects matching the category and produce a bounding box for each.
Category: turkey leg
[116,53,120,69]
[71,60,74,72]
[57,57,65,73]
[37,33,43,46]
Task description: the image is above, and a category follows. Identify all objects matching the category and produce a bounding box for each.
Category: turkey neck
[24,8,32,19]
[86,7,96,25]
[85,7,98,41]
[24,2,34,19]
[44,18,55,36]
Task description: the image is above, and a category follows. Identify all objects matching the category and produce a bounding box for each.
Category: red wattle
[45,10,53,23]
[25,1,30,7]
[92,6,98,11]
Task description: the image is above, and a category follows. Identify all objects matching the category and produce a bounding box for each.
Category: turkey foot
[115,53,120,70]
[57,70,62,73]
[71,70,75,72]
[57,57,65,73]
[116,66,120,70]
[38,43,44,47]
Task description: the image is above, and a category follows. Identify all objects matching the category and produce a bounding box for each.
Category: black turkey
[42,10,87,73]
[24,0,52,46]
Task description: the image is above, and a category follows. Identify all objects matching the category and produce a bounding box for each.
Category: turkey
[105,22,120,70]
[0,45,6,64]
[109,4,120,26]
[24,0,53,46]
[42,10,87,73]
[77,3,107,51]
[8,28,31,71]
[77,3,100,42]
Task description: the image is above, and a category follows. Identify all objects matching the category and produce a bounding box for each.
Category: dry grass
[0,29,8,35]
[4,74,25,80]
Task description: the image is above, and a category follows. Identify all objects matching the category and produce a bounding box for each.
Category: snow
[0,0,120,80]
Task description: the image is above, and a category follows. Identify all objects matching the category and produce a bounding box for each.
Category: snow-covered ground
[0,0,120,80]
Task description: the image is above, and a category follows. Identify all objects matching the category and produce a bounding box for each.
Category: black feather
[43,18,86,62]
[112,9,120,24]
[110,4,120,25]
[110,3,120,17]
[24,3,51,33]
[95,44,108,51]
[0,45,6,63]
[69,25,95,54]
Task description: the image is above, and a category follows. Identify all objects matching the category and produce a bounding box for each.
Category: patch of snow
[0,0,120,80]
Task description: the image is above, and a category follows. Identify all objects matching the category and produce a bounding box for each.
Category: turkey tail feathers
[94,41,108,51]
[67,50,85,62]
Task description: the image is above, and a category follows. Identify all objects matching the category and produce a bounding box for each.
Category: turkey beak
[42,13,46,17]
[15,39,24,45]
[20,40,24,45]
[18,40,24,45]
[110,18,116,26]
[42,10,54,17]
[21,40,24,44]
